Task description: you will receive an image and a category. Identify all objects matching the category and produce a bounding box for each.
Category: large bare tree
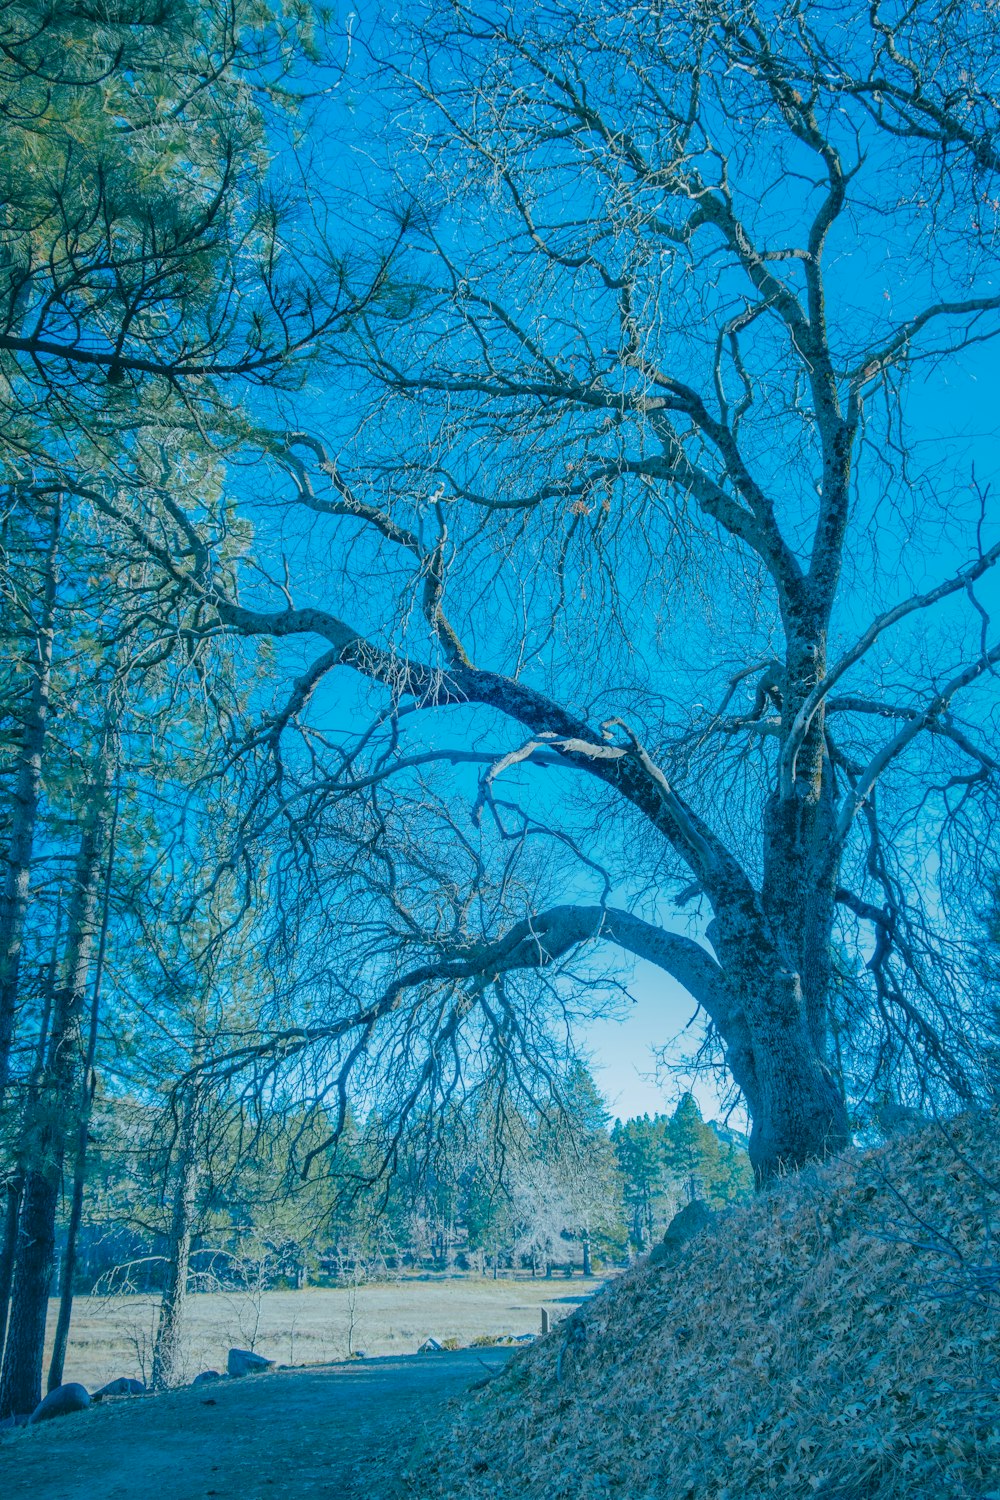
[116,0,1000,1180]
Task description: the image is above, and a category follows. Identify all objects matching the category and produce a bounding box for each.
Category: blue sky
[583,961,716,1120]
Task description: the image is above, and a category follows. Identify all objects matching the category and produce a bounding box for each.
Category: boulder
[92,1377,145,1401]
[662,1197,715,1249]
[649,1199,716,1266]
[28,1383,91,1424]
[192,1369,222,1385]
[227,1348,275,1378]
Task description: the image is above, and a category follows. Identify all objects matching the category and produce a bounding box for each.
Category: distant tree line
[66,1068,752,1304]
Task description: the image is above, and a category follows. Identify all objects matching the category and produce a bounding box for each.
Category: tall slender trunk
[0,901,60,1366]
[0,756,112,1418]
[150,980,210,1395]
[46,791,118,1391]
[0,497,60,1103]
[0,500,60,1359]
[149,1082,201,1391]
[0,1180,19,1366]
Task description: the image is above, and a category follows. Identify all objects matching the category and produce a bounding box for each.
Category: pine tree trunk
[0,909,58,1366]
[0,764,111,1418]
[47,791,117,1392]
[0,498,60,1104]
[0,1174,22,1364]
[0,503,60,1373]
[150,1087,200,1391]
[0,1170,58,1414]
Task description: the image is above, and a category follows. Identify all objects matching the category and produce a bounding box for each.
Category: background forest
[77,1082,750,1295]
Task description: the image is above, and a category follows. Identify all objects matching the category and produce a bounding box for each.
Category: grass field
[45,1275,604,1390]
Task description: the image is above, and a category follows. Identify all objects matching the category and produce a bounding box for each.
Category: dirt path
[0,1348,513,1500]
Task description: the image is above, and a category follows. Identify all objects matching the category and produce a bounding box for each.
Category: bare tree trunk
[741,631,851,1177]
[149,1083,201,1392]
[743,972,849,1179]
[0,758,112,1418]
[47,789,118,1391]
[0,498,60,1104]
[707,923,850,1181]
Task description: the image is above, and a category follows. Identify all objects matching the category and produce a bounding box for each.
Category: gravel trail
[0,1348,514,1500]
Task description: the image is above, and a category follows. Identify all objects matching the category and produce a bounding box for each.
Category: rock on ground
[648,1198,716,1265]
[28,1383,91,1424]
[93,1377,145,1401]
[227,1348,275,1377]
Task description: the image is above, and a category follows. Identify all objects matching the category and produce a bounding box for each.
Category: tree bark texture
[0,1174,22,1365]
[149,1085,201,1392]
[0,498,60,1105]
[47,789,118,1392]
[0,906,58,1365]
[0,760,111,1417]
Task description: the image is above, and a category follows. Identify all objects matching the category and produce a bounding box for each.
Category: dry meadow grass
[409,1111,1000,1500]
[47,1274,602,1390]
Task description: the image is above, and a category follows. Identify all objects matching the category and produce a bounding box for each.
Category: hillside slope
[408,1111,999,1500]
